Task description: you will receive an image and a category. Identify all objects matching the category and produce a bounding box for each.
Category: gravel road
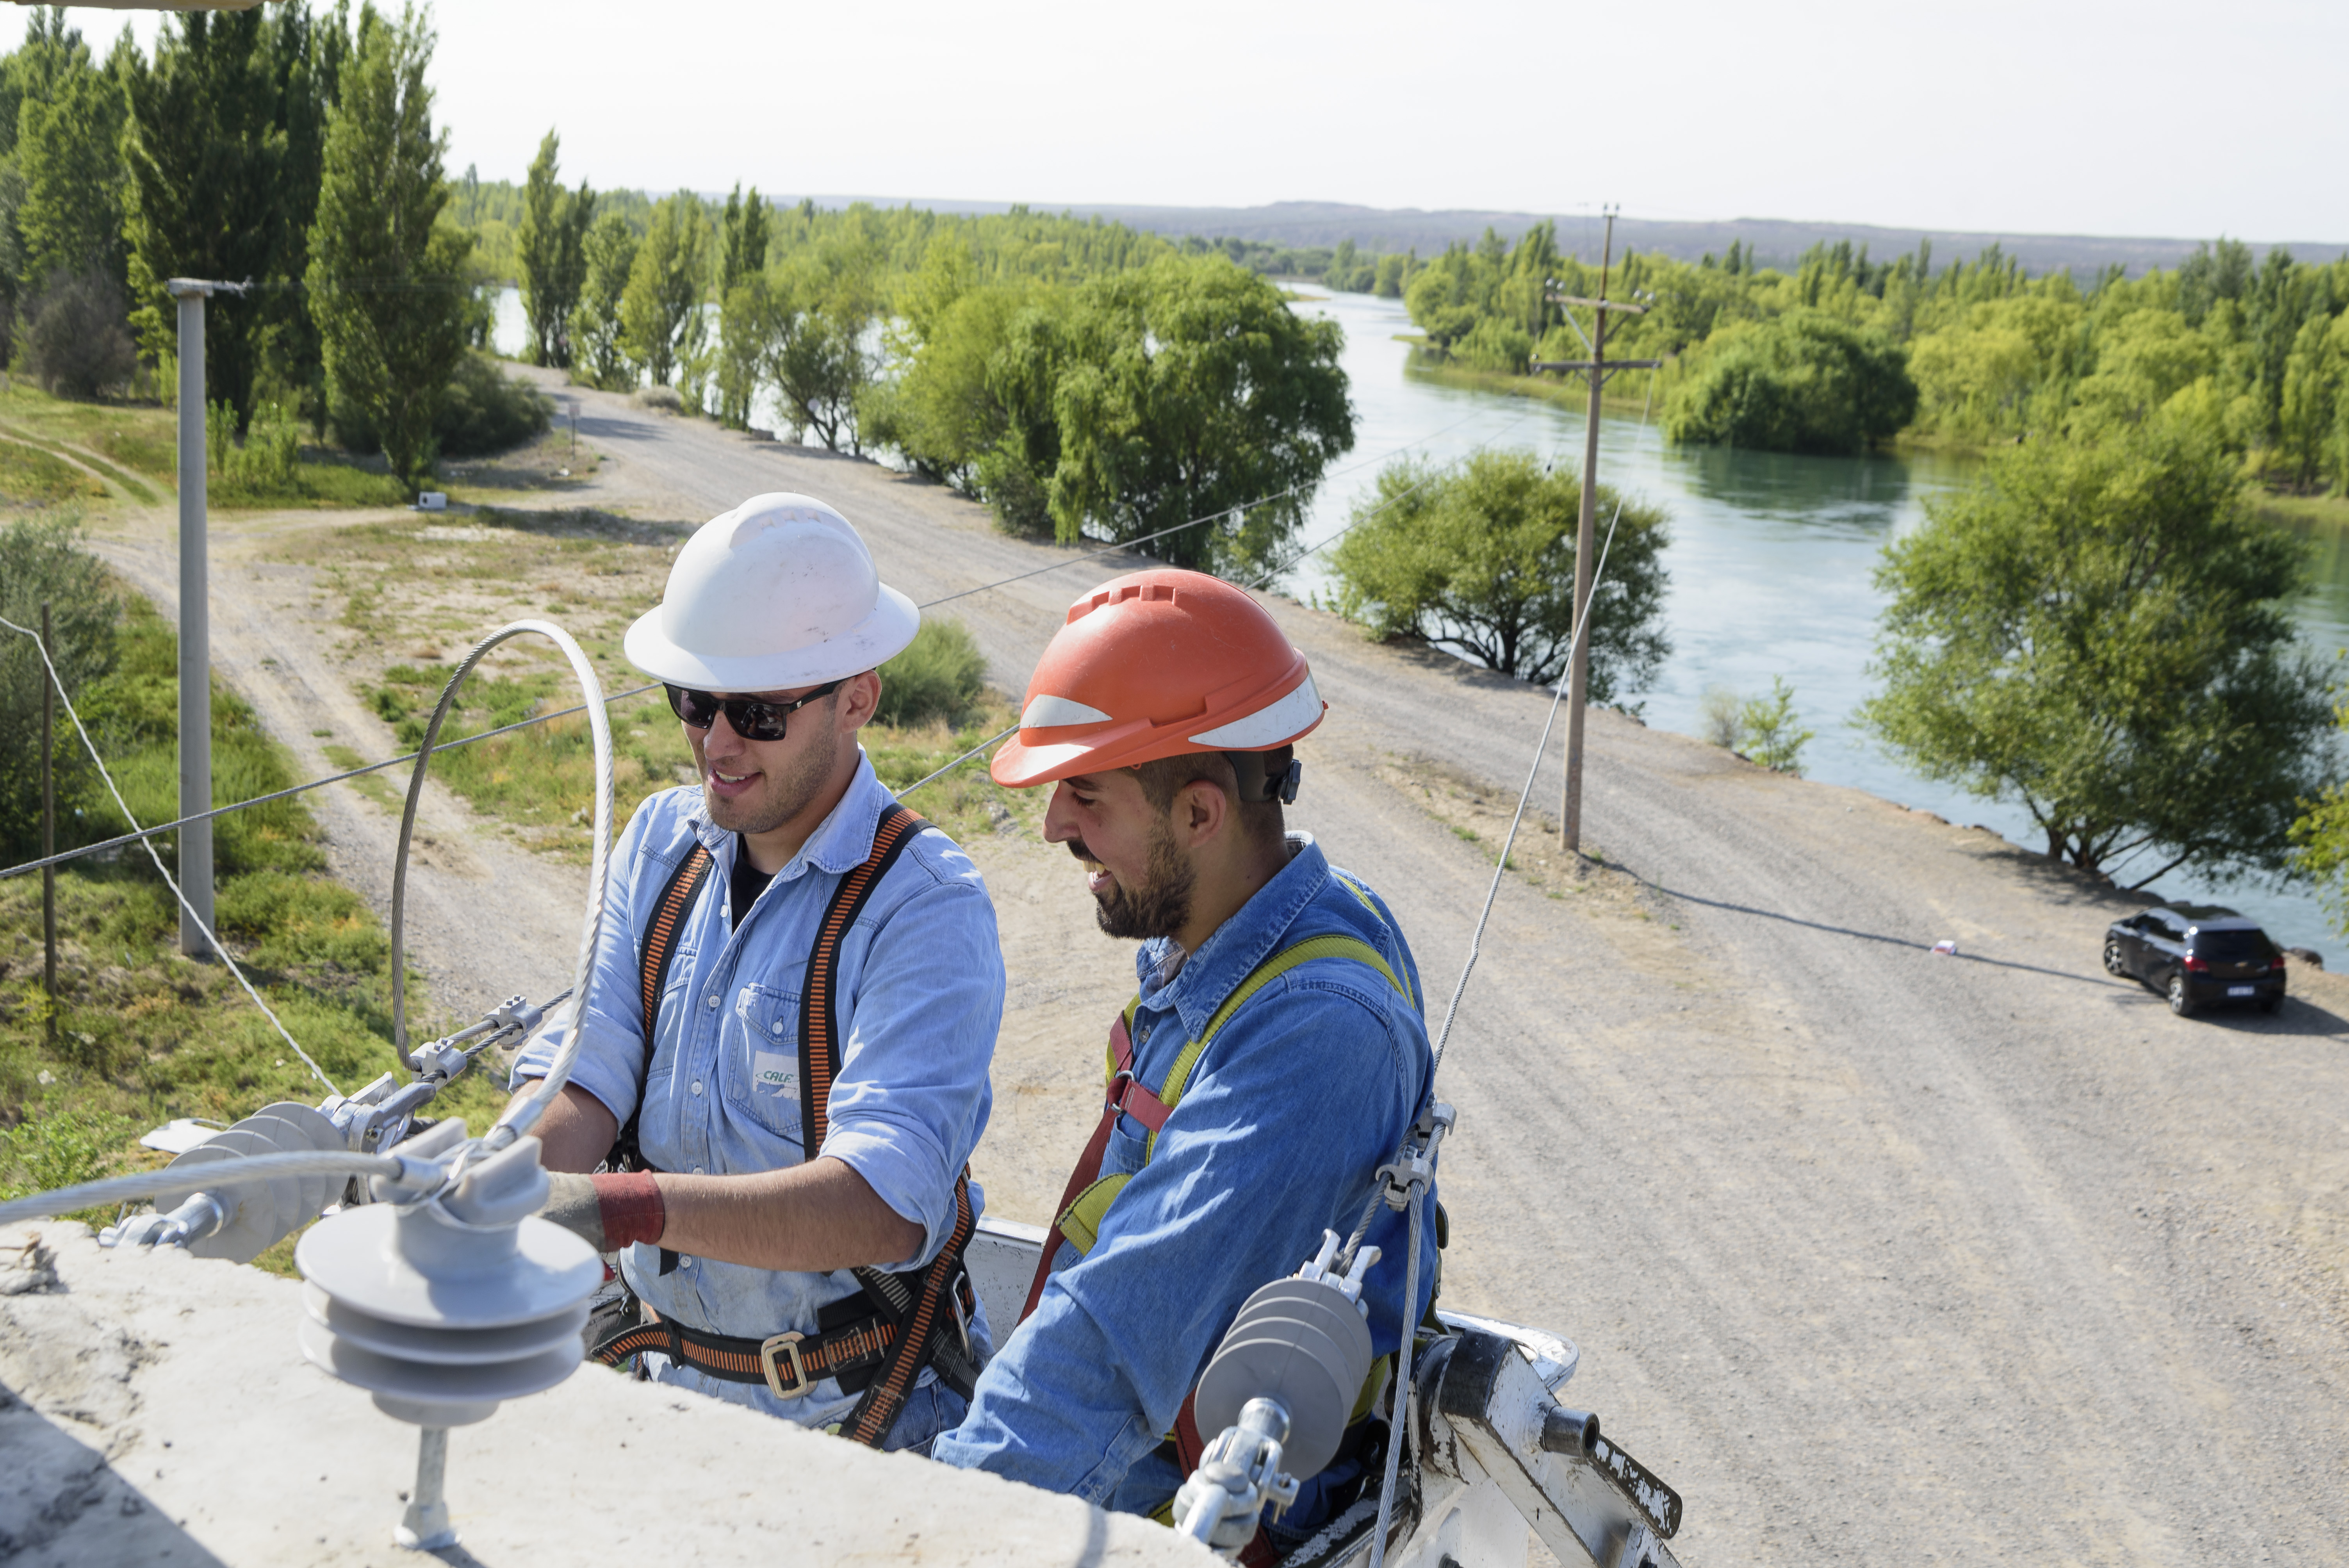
[93,376,2349,1564]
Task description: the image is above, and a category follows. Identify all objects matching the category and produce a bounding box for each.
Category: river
[494,285,2349,965]
[1284,288,2349,967]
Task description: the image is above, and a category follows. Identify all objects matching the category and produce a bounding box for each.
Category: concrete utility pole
[41,601,56,1044]
[166,278,238,959]
[1527,208,1660,855]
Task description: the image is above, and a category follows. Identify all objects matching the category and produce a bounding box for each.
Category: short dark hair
[1129,749,1288,846]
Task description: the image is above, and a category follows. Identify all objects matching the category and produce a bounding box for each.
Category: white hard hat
[624,493,919,691]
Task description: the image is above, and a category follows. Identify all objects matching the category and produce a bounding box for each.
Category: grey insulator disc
[1196,1278,1376,1478]
[161,1130,296,1263]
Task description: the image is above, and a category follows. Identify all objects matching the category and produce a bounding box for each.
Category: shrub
[331,350,553,463]
[0,516,119,860]
[436,351,554,456]
[876,618,987,728]
[1698,685,1743,749]
[210,401,303,499]
[20,268,137,399]
[1738,678,1814,775]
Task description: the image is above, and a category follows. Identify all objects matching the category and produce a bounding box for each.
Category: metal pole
[395,1426,456,1550]
[171,281,214,959]
[41,600,55,1046]
[1561,209,1615,855]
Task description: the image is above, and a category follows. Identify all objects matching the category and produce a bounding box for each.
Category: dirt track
[87,376,2349,1565]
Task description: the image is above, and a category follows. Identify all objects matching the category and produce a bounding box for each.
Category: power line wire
[0,683,667,882]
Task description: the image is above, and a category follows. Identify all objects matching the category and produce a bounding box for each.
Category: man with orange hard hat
[931,568,1438,1545]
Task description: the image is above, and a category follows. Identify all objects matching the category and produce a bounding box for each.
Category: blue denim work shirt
[932,834,1438,1513]
[511,752,1005,1440]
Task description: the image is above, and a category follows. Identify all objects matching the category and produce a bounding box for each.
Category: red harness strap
[1020,1011,1172,1321]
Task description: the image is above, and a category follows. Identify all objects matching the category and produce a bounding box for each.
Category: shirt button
[691,1080,703,1096]
[692,1165,705,1176]
[769,1021,784,1036]
[706,994,720,1009]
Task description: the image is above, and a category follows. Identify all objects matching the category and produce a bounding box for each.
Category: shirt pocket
[726,982,808,1149]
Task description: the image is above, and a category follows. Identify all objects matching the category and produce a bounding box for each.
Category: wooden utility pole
[1527,207,1659,855]
[41,600,55,1046]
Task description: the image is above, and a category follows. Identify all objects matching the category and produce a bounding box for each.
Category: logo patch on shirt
[752,1051,799,1099]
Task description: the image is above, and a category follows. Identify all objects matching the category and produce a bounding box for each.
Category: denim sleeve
[508,795,662,1127]
[817,846,1005,1270]
[932,977,1426,1502]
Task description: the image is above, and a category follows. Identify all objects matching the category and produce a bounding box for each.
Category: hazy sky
[23,0,2349,244]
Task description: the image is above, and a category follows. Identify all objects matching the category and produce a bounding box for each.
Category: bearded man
[515,493,1003,1453]
[930,569,1438,1551]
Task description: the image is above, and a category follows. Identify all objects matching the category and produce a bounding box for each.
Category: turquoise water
[1281,289,2349,964]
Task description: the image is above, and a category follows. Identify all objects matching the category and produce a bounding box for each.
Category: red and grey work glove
[538,1171,665,1251]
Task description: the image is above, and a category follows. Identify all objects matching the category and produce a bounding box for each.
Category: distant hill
[772,196,2347,278]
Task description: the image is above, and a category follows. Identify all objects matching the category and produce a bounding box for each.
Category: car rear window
[2190,929,2271,960]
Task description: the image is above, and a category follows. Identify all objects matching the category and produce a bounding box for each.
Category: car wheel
[2167,973,2194,1016]
[2103,939,2128,976]
[2260,995,2283,1015]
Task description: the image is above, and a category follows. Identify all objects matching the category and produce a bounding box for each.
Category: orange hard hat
[989,569,1325,789]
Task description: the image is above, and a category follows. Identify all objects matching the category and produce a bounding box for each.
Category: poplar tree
[122,4,341,426]
[305,3,468,488]
[618,191,706,388]
[516,129,595,368]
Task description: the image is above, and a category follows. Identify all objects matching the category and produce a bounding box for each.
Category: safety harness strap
[801,803,984,1448]
[613,804,982,1445]
[1019,931,1413,1324]
[608,843,717,1177]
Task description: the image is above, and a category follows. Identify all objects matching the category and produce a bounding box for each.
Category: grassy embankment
[281,507,1039,864]
[0,593,505,1272]
[0,382,411,511]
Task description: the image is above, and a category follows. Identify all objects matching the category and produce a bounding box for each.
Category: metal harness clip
[759,1330,813,1400]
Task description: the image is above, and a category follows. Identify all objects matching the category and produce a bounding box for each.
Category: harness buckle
[759,1331,813,1401]
[948,1267,974,1360]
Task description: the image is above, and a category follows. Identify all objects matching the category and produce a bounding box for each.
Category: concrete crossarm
[0,1222,1210,1567]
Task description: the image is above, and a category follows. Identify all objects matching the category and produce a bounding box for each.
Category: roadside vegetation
[1865,418,2335,888]
[0,523,502,1258]
[1328,450,1670,701]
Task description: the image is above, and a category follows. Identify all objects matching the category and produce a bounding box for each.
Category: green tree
[123,4,342,428]
[711,184,770,427]
[1663,310,1918,454]
[515,129,594,368]
[618,191,706,388]
[1864,424,2334,884]
[760,233,881,451]
[1044,253,1353,576]
[14,29,129,292]
[305,3,469,488]
[1329,450,1670,696]
[568,209,636,391]
[2277,312,2349,491]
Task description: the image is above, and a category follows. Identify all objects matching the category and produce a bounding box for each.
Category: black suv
[2104,903,2285,1016]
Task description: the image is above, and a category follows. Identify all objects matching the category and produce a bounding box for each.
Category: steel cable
[379,621,615,1145]
[0,1149,402,1231]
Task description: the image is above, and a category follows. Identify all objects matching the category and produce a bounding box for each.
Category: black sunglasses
[665,681,841,742]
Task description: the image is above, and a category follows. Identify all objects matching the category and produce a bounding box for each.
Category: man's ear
[838,670,882,731]
[1171,776,1230,849]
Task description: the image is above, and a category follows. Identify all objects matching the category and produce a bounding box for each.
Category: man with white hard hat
[512,492,1004,1452]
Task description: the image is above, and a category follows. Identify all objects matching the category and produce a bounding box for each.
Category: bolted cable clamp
[1377,1102,1454,1212]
